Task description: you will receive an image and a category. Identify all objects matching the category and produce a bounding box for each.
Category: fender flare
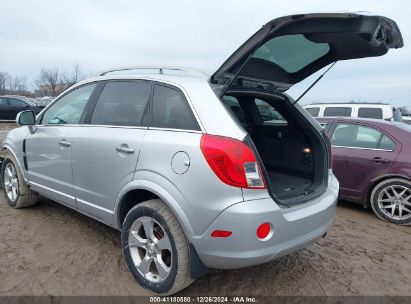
[1,144,28,182]
[365,173,411,205]
[113,179,195,239]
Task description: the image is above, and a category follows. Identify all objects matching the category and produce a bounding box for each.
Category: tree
[61,63,85,89]
[0,72,10,95]
[9,76,28,93]
[36,64,86,96]
[36,67,61,96]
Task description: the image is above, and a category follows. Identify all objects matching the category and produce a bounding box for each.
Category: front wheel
[370,178,411,225]
[121,199,193,295]
[1,152,38,208]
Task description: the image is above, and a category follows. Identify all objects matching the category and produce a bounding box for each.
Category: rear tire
[121,199,193,295]
[370,178,411,225]
[1,151,38,208]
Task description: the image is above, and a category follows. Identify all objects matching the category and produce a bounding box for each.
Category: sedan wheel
[371,178,411,225]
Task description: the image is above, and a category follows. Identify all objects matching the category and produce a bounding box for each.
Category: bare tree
[0,72,10,95]
[9,76,28,93]
[36,67,61,96]
[61,63,85,89]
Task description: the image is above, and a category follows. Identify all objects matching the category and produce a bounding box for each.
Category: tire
[370,178,411,225]
[1,151,38,208]
[121,199,193,295]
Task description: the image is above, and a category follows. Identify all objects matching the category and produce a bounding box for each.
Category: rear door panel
[71,126,146,224]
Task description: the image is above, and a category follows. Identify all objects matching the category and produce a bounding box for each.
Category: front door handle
[116,145,135,154]
[59,140,71,147]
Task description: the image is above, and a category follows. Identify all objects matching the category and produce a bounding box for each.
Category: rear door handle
[370,157,390,164]
[59,140,71,147]
[115,145,135,154]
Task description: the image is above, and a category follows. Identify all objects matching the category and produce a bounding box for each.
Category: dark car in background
[0,96,41,120]
[318,117,411,225]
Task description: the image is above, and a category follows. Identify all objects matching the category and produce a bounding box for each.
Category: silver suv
[0,13,403,295]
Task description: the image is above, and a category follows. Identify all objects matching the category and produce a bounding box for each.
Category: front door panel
[25,126,75,207]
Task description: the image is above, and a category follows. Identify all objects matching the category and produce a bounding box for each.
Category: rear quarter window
[151,84,200,131]
[379,135,396,150]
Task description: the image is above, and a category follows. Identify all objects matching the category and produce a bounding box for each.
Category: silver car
[0,13,403,295]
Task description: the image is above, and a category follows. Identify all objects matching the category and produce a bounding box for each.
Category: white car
[304,103,402,121]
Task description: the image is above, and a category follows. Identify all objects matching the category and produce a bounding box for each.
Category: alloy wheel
[4,163,19,202]
[377,185,411,221]
[128,216,172,283]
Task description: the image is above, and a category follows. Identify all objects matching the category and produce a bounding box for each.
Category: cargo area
[222,91,328,204]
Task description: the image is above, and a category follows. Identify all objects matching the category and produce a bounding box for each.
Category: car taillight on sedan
[200,134,266,189]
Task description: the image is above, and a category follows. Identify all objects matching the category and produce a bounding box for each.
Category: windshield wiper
[293,61,337,104]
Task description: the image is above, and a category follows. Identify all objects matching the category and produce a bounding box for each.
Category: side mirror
[16,110,36,126]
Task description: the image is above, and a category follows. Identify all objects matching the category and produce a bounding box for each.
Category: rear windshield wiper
[293,61,337,104]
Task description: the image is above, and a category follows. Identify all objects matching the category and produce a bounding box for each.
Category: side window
[254,99,287,126]
[8,98,27,107]
[305,107,320,117]
[324,107,352,117]
[151,85,199,130]
[0,98,8,105]
[41,83,96,125]
[331,123,387,149]
[91,81,151,126]
[379,135,396,150]
[358,107,383,119]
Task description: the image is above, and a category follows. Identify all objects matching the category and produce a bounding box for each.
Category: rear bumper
[191,172,339,269]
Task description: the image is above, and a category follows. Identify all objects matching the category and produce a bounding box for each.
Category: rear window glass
[255,99,287,126]
[358,108,383,119]
[305,107,320,117]
[324,107,352,117]
[252,34,330,73]
[151,85,199,130]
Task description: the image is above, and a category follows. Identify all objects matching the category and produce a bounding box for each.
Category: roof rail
[98,66,207,78]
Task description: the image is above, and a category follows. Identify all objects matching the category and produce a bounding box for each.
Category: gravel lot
[0,123,410,296]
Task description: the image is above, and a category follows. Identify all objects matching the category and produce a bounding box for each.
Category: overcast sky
[1,0,409,106]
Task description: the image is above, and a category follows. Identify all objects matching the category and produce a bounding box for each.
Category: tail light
[323,133,333,168]
[200,134,266,189]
